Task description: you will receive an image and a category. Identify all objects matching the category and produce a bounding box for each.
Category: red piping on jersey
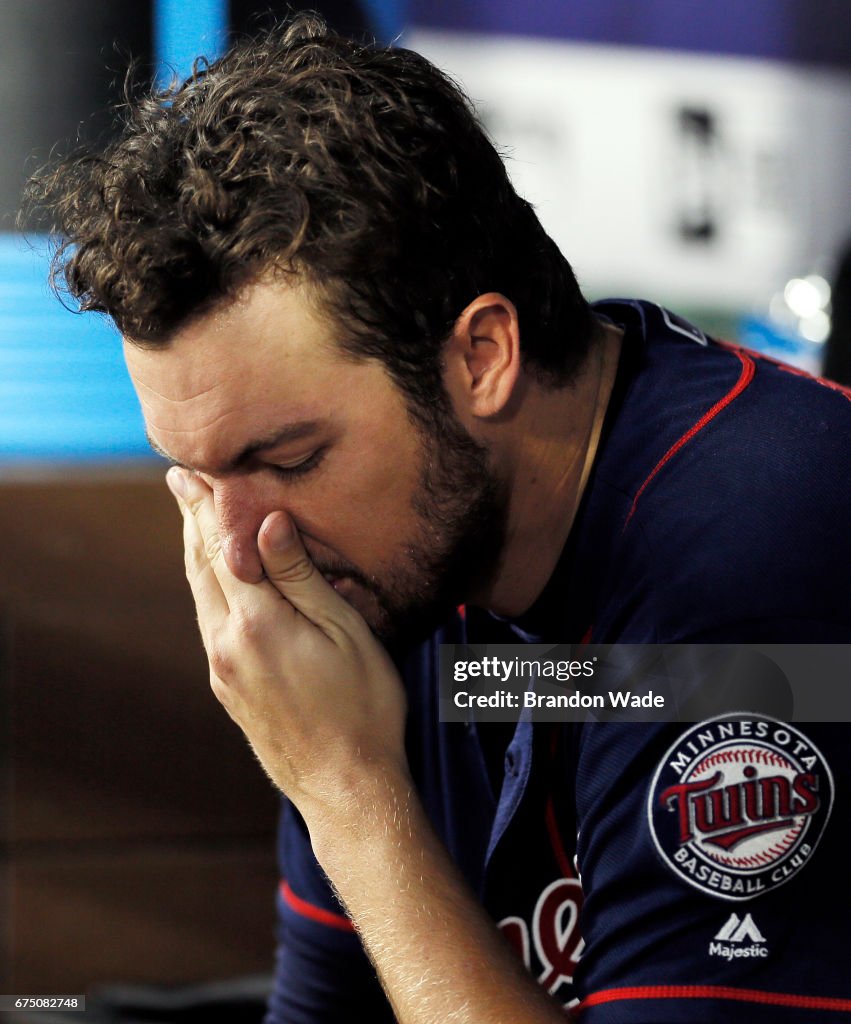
[718,338,851,403]
[544,796,574,880]
[623,349,755,530]
[279,880,355,933]
[576,984,851,1014]
[773,362,851,402]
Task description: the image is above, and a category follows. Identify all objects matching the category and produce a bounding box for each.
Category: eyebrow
[146,419,323,475]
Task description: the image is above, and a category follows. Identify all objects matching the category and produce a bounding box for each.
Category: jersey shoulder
[588,301,851,641]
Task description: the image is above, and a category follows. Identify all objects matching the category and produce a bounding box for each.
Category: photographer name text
[453,689,665,709]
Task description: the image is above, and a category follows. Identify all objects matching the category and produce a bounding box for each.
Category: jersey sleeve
[264,799,395,1024]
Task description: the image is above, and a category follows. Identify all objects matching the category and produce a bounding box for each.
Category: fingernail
[166,466,186,498]
[262,512,293,550]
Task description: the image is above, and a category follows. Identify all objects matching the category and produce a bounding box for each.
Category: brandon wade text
[453,690,667,710]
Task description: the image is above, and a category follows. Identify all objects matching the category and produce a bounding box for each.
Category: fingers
[167,466,231,621]
[165,467,354,641]
[258,510,353,634]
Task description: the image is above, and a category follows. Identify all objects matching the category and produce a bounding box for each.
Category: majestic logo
[709,912,769,961]
[648,714,833,901]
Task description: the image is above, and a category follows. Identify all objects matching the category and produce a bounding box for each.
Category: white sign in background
[407,30,851,317]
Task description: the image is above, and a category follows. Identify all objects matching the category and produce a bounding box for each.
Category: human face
[125,279,506,643]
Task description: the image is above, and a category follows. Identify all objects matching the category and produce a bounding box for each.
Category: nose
[212,477,270,583]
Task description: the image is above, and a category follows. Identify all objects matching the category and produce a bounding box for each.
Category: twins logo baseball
[648,714,833,901]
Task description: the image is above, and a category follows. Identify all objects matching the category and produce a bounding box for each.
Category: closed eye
[268,448,326,481]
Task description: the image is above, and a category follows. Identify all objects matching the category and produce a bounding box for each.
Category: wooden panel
[0,474,282,992]
[0,475,280,844]
[6,843,278,991]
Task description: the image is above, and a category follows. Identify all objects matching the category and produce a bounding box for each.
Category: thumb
[258,510,339,623]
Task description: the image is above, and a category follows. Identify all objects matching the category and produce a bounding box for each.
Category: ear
[442,293,521,419]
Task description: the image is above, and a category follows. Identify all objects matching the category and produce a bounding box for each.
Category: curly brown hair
[26,13,594,412]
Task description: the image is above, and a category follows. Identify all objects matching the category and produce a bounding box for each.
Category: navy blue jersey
[265,300,851,1023]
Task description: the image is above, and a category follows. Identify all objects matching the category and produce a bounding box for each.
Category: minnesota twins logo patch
[648,714,833,901]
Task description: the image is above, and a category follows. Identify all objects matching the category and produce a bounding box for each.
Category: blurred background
[1,0,850,1018]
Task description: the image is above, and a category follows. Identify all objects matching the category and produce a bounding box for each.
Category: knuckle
[185,492,206,517]
[276,555,314,584]
[207,640,234,680]
[204,532,225,566]
[232,605,262,642]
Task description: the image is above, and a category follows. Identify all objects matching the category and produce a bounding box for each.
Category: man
[29,14,851,1022]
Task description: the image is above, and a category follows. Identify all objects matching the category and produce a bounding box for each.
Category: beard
[379,406,509,646]
[315,401,508,647]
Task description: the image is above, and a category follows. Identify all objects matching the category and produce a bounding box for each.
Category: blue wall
[0,237,151,463]
[154,0,227,83]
